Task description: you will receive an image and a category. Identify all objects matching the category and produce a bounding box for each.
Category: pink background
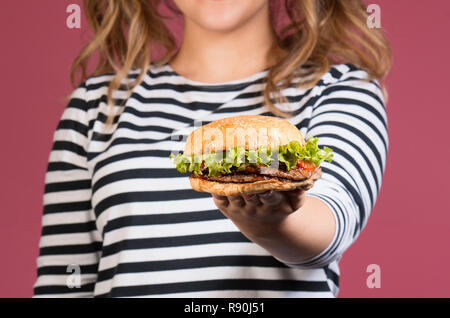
[1,0,449,298]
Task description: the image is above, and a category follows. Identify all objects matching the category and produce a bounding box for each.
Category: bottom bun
[189,174,319,196]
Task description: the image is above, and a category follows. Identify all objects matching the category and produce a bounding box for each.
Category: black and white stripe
[33,62,388,297]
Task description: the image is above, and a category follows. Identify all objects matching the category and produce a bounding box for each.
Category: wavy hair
[71,0,392,124]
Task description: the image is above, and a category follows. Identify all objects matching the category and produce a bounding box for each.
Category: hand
[211,188,306,238]
[212,188,336,264]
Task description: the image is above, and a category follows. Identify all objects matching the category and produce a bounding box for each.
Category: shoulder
[78,67,144,105]
[283,64,387,120]
[304,64,389,138]
[311,63,386,108]
[63,67,145,122]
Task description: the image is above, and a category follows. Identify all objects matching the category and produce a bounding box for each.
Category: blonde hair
[71,0,392,123]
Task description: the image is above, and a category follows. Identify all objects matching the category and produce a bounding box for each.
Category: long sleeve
[289,66,388,268]
[33,83,102,297]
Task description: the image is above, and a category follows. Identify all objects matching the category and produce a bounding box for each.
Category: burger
[170,115,333,196]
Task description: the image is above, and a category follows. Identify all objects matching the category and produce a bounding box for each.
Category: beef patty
[195,163,322,183]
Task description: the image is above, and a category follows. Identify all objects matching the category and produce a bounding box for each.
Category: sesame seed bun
[184,115,305,156]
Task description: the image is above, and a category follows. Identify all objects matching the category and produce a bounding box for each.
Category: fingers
[228,195,245,207]
[211,194,229,208]
[212,189,302,223]
[242,193,262,206]
[213,193,260,209]
[257,190,284,207]
[213,189,304,214]
[284,188,306,211]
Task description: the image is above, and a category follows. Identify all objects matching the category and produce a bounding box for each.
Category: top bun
[184,115,305,155]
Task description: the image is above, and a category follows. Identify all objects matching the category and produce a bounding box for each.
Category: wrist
[237,210,320,264]
[236,210,295,243]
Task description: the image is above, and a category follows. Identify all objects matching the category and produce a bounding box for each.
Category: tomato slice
[296,160,317,171]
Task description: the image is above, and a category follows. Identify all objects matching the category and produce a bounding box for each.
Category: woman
[34,0,391,297]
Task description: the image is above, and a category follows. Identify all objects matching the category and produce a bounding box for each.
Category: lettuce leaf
[169,136,333,175]
[298,137,334,165]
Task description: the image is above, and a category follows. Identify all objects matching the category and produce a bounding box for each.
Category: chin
[194,11,249,32]
[175,0,269,32]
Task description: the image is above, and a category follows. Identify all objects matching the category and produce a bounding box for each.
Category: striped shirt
[33,62,388,297]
